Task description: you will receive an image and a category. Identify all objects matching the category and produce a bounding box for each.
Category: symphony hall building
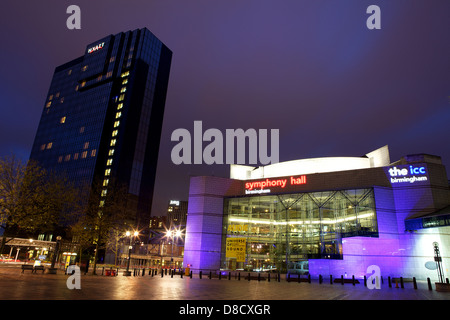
[184,146,450,280]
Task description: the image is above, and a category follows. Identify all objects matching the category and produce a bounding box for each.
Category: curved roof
[230,145,390,180]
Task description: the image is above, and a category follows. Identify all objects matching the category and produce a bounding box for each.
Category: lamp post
[166,228,182,269]
[48,236,62,274]
[123,230,138,276]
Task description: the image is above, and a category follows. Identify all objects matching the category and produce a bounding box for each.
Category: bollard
[341,275,344,285]
[209,271,212,279]
[161,269,163,278]
[258,273,261,282]
[400,277,404,289]
[102,267,105,276]
[190,271,192,279]
[413,277,417,289]
[330,275,333,285]
[319,274,323,284]
[364,275,367,287]
[446,278,449,284]
[229,272,231,280]
[171,270,173,278]
[298,274,300,283]
[352,275,355,286]
[267,273,270,282]
[181,270,183,278]
[388,276,391,288]
[248,273,251,282]
[427,277,432,290]
[288,273,290,282]
[142,268,145,276]
[238,272,241,281]
[219,272,221,280]
[199,271,202,279]
[278,272,281,282]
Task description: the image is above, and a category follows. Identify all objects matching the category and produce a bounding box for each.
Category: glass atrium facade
[222,188,378,273]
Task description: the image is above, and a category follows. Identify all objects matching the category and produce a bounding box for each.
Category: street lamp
[166,228,183,269]
[124,230,138,276]
[48,236,62,274]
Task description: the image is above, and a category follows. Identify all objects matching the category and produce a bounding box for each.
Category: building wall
[183,176,240,271]
[185,157,450,279]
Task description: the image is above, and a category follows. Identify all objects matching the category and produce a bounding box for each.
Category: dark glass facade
[29,28,172,234]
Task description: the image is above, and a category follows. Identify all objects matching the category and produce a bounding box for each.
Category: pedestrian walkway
[0,264,448,301]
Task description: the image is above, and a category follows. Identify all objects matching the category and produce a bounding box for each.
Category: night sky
[1,1,449,216]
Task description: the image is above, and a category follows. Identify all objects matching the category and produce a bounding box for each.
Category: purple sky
[1,1,449,216]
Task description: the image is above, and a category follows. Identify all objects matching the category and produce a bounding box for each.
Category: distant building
[167,200,188,229]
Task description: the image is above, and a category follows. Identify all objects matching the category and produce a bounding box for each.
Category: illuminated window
[74,153,79,160]
[103,179,109,187]
[115,112,122,119]
[99,200,105,207]
[58,156,63,163]
[114,121,120,128]
[110,139,116,147]
[119,94,125,102]
[65,154,71,161]
[60,117,66,124]
[60,97,64,103]
[75,85,79,91]
[91,149,97,157]
[68,69,72,75]
[81,151,87,158]
[101,189,107,197]
[81,81,86,87]
[120,87,126,93]
[122,79,128,85]
[106,71,113,78]
[40,144,46,151]
[83,142,89,149]
[106,159,113,166]
[82,65,88,72]
[46,142,53,149]
[108,149,114,156]
[109,56,115,63]
[121,71,130,78]
[80,127,85,133]
[97,75,103,81]
[105,169,111,176]
[49,95,53,101]
[46,102,52,108]
[112,130,118,137]
[117,103,123,110]
[56,92,60,98]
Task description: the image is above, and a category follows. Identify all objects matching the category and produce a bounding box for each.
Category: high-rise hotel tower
[29,28,172,234]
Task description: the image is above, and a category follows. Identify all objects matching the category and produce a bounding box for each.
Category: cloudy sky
[1,1,449,215]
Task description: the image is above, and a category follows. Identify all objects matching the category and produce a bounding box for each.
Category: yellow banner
[226,238,246,262]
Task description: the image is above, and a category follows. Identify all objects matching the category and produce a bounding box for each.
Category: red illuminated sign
[244,175,306,194]
[88,42,105,54]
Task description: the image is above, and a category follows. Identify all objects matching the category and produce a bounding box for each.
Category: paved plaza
[0,264,449,301]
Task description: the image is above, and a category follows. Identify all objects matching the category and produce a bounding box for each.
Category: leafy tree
[0,155,82,253]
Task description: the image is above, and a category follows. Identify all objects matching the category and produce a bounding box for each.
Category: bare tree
[70,177,135,274]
